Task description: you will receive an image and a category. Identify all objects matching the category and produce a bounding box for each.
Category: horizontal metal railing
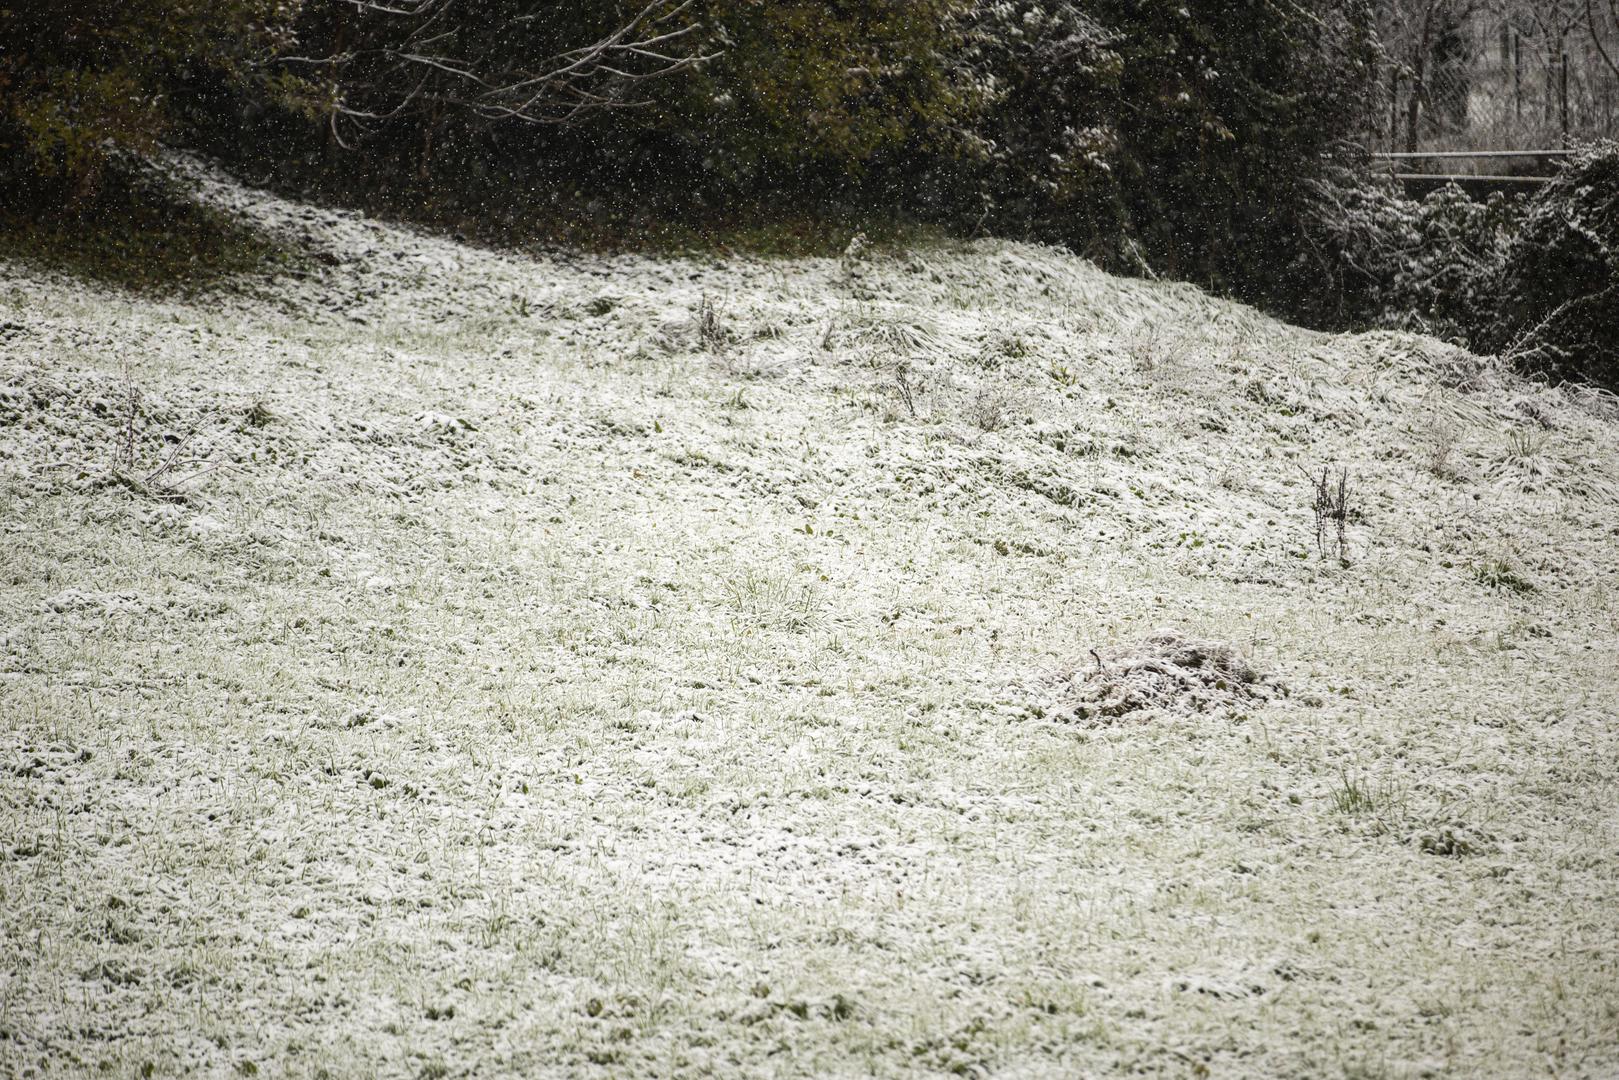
[1391,173,1551,184]
[1369,150,1569,190]
[1371,150,1571,161]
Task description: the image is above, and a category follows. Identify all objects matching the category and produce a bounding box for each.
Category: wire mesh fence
[1372,7,1619,175]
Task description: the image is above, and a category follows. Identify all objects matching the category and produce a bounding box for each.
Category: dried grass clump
[1428,346,1500,394]
[697,293,730,353]
[828,305,944,356]
[1406,819,1497,858]
[1056,630,1282,724]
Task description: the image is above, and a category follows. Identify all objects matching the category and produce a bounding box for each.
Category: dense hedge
[1495,144,1619,388]
[1063,0,1380,302]
[4,1,1377,285]
[1298,141,1619,389]
[1296,163,1515,339]
[0,1,309,200]
[658,0,974,182]
[640,0,1379,301]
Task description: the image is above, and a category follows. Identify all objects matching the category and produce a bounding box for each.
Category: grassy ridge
[2,164,1616,1078]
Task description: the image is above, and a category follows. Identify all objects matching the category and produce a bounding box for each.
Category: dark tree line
[5,1,1612,386]
[2,1,1374,264]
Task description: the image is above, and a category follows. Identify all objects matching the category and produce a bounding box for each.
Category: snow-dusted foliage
[948,2,1121,222]
[1301,166,1516,341]
[1300,142,1619,390]
[0,0,308,196]
[2,163,1618,1077]
[937,0,1379,290]
[1498,140,1619,387]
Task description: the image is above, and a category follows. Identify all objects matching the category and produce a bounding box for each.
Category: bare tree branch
[1587,0,1619,80]
[298,0,718,140]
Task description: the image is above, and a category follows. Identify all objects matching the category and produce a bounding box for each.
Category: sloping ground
[2,163,1617,1079]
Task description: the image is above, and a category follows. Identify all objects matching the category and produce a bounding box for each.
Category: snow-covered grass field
[2,165,1617,1079]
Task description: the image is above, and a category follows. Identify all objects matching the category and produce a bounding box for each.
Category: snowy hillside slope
[2,164,1617,1078]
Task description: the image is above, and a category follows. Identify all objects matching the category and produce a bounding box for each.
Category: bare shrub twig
[1299,463,1353,565]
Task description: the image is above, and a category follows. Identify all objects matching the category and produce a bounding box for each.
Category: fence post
[1513,33,1521,120]
[1561,52,1570,147]
[1389,69,1400,153]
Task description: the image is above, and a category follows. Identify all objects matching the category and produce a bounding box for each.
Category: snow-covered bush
[1298,145,1619,391]
[936,0,1381,294]
[1494,141,1619,388]
[0,0,309,202]
[1297,165,1515,344]
[660,0,973,183]
[938,2,1123,251]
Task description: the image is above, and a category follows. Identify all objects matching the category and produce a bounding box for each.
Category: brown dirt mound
[1056,630,1282,724]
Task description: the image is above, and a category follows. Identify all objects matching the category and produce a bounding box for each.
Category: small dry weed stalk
[893,361,921,418]
[1422,416,1460,479]
[1127,329,1185,375]
[966,386,1013,432]
[114,374,141,474]
[697,293,728,353]
[1301,464,1352,565]
[110,369,222,499]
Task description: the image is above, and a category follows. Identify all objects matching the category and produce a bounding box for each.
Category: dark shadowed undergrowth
[0,169,297,295]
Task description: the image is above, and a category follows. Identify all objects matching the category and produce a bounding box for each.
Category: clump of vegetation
[1421,415,1463,480]
[1472,557,1536,595]
[0,0,310,204]
[0,165,292,292]
[654,0,972,185]
[965,386,1015,432]
[1495,142,1619,388]
[892,362,923,419]
[1330,772,1380,816]
[1058,631,1283,724]
[0,2,306,292]
[1298,141,1619,391]
[1408,821,1493,858]
[930,0,1380,296]
[1296,164,1516,342]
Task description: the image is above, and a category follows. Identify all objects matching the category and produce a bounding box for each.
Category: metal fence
[1376,11,1619,171]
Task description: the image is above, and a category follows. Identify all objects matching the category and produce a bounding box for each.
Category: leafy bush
[1297,143,1619,390]
[1086,0,1379,299]
[274,0,975,193]
[262,0,1377,298]
[660,0,973,184]
[927,0,1381,294]
[937,2,1123,247]
[0,0,309,201]
[1494,141,1619,387]
[1298,164,1515,342]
